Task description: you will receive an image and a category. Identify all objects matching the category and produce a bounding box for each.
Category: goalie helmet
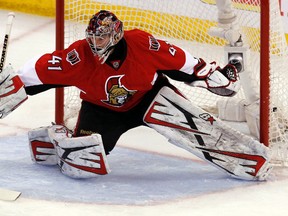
[85,10,124,63]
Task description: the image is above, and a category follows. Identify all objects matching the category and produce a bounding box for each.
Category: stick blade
[0,188,21,201]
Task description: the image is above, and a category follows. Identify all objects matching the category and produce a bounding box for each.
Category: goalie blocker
[144,86,272,181]
[0,66,27,118]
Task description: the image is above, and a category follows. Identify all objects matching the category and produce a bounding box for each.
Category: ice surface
[0,133,256,205]
[0,9,288,216]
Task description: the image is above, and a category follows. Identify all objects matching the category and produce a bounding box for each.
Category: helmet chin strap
[98,47,114,64]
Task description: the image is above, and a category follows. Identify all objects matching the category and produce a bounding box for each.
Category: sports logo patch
[66,49,81,65]
[149,36,160,51]
[199,113,216,125]
[102,75,136,107]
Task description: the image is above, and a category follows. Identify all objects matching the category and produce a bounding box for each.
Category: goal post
[55,0,288,165]
[260,0,270,147]
[55,0,64,125]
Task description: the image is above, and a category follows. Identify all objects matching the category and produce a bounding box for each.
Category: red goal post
[55,0,288,165]
[55,0,64,126]
[260,0,270,147]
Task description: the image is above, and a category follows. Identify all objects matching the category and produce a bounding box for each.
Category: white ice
[0,10,288,216]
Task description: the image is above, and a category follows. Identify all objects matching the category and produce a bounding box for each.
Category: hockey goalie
[0,10,272,180]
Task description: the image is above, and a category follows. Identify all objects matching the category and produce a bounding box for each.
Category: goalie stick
[0,12,21,201]
[0,12,15,73]
[0,188,21,201]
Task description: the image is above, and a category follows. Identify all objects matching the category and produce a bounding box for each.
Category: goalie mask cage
[55,0,288,165]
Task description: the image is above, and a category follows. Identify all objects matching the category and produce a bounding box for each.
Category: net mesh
[61,0,288,164]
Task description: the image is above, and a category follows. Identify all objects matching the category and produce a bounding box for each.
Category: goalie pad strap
[144,87,272,181]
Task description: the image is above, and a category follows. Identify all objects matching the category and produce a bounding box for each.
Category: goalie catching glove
[0,65,27,118]
[189,58,240,96]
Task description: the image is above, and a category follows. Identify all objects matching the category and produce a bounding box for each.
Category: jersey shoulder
[67,39,90,52]
[124,29,188,71]
[124,29,152,38]
[124,29,153,43]
[63,39,96,64]
[124,29,158,51]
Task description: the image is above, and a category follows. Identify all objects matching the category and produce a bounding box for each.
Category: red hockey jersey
[18,29,199,112]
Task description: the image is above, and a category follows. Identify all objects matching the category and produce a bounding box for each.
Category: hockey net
[56,0,288,165]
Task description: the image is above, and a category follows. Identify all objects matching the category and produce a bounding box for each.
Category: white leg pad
[28,126,58,165]
[245,100,260,139]
[217,97,246,122]
[48,126,110,178]
[29,125,110,178]
[144,87,272,181]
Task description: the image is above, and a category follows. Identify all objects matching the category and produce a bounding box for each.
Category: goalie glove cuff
[193,58,217,79]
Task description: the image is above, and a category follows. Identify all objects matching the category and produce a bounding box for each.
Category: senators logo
[102,75,136,107]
